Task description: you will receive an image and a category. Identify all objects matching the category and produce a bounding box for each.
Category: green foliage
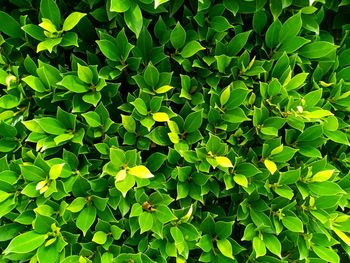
[0,0,350,262]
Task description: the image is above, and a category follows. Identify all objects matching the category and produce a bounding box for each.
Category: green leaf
[225,88,249,109]
[77,64,93,84]
[265,19,282,49]
[217,239,234,259]
[279,12,302,43]
[67,197,86,213]
[285,73,308,91]
[312,246,340,263]
[144,63,159,87]
[22,76,47,92]
[308,181,345,196]
[0,95,20,109]
[92,231,107,244]
[115,172,135,197]
[58,75,89,93]
[121,114,136,133]
[0,11,23,38]
[139,212,153,233]
[220,86,231,106]
[299,41,337,58]
[184,110,203,133]
[170,22,186,49]
[280,36,311,53]
[282,216,303,232]
[82,112,101,128]
[96,40,120,61]
[170,227,185,254]
[40,0,61,27]
[3,231,46,254]
[37,38,62,53]
[124,3,143,38]
[180,40,205,58]
[76,206,96,236]
[111,225,124,240]
[62,12,86,31]
[263,234,282,258]
[131,98,148,115]
[22,24,46,41]
[223,108,250,123]
[227,31,251,56]
[36,117,66,135]
[110,0,131,12]
[211,16,233,32]
[324,130,350,145]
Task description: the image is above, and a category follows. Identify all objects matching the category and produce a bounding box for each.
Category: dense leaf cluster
[1,0,350,262]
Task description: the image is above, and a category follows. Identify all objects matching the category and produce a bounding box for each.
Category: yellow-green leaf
[115,169,127,182]
[215,156,233,168]
[152,112,170,122]
[271,144,284,155]
[216,239,234,259]
[220,85,231,106]
[128,165,154,179]
[264,159,277,174]
[234,174,248,187]
[154,85,173,94]
[303,109,333,119]
[333,228,350,246]
[49,163,64,180]
[311,170,334,182]
[168,132,180,144]
[39,18,57,32]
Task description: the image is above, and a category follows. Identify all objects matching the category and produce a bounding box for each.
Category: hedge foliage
[1,0,350,262]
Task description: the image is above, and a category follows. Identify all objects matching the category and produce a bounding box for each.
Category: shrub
[0,0,350,262]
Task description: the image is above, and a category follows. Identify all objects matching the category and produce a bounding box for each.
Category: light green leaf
[154,0,169,8]
[115,172,135,197]
[58,75,89,93]
[37,38,62,53]
[121,114,136,132]
[234,174,248,187]
[312,245,340,263]
[217,239,234,259]
[92,231,107,245]
[3,231,46,254]
[253,237,266,258]
[138,212,153,233]
[110,0,131,12]
[180,40,205,58]
[282,216,303,232]
[22,76,47,92]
